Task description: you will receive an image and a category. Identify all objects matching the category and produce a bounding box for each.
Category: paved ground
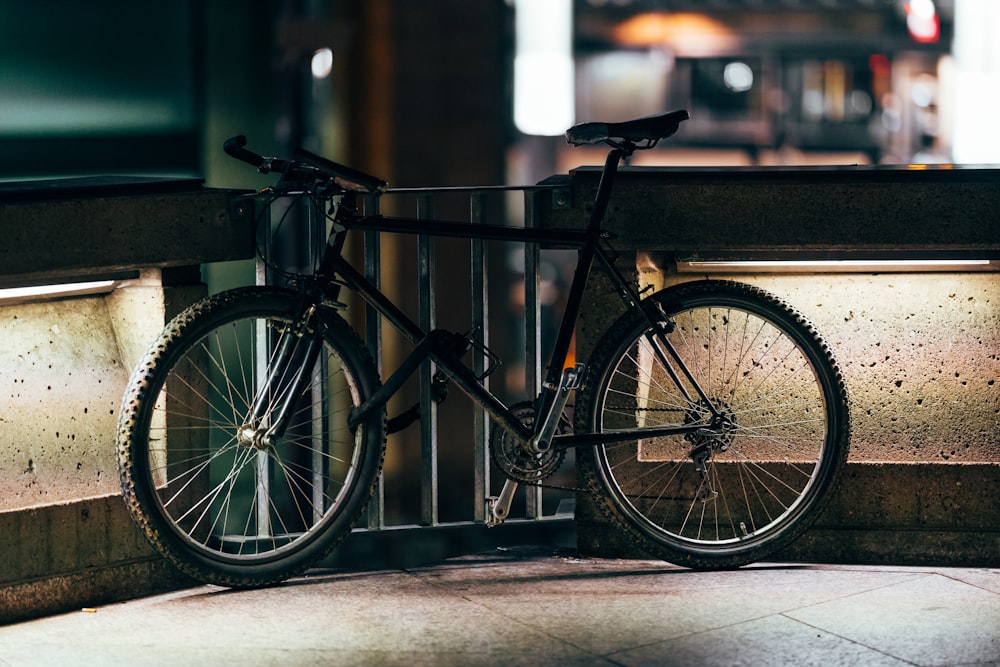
[0,546,997,666]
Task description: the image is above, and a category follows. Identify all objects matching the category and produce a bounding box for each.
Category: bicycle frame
[321,146,716,456]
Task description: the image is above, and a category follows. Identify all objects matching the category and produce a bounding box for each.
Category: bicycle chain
[524,479,593,495]
[492,400,695,496]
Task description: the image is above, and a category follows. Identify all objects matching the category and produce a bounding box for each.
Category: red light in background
[905,0,940,43]
[868,54,891,76]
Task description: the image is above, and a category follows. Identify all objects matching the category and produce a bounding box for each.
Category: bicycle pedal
[560,363,586,391]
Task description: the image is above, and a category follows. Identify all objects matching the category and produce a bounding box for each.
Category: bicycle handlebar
[223,135,264,168]
[224,135,294,175]
[294,148,388,194]
[224,135,386,193]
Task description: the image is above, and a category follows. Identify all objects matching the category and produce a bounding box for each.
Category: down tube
[331,255,533,444]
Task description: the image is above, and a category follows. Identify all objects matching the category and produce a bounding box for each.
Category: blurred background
[2,0,996,526]
[4,1,998,184]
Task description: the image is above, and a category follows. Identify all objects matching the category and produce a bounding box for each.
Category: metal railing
[256,179,577,565]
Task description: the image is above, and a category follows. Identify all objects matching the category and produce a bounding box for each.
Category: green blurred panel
[0,1,199,176]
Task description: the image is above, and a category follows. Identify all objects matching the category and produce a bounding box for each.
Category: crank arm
[485,478,519,527]
[529,363,585,454]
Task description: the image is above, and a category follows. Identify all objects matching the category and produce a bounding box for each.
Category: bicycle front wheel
[577,279,849,569]
[117,287,385,587]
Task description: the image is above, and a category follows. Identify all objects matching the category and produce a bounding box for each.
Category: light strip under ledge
[676,259,994,274]
[0,279,117,304]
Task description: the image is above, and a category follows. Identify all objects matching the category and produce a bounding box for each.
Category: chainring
[490,400,568,483]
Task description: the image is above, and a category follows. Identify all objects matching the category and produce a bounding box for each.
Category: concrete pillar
[0,273,204,623]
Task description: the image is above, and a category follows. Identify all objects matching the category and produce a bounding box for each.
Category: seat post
[587,146,630,232]
[534,144,630,407]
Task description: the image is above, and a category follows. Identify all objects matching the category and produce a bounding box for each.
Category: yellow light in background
[612,13,737,57]
[514,0,574,136]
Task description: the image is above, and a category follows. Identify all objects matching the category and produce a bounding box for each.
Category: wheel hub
[684,398,737,452]
[238,425,273,451]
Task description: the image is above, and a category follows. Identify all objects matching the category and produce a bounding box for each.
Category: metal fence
[257,180,577,566]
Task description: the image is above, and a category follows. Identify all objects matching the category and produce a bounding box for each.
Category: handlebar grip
[223,135,265,168]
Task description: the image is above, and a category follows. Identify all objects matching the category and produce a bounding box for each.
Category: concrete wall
[1,274,159,507]
[0,180,249,289]
[0,275,203,624]
[0,181,251,623]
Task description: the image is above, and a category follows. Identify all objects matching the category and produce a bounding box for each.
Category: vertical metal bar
[254,194,273,536]
[308,200,326,524]
[364,195,385,530]
[524,189,544,519]
[311,365,325,524]
[417,193,439,526]
[255,194,271,287]
[470,192,490,523]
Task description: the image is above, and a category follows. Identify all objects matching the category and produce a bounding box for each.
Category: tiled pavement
[0,546,997,666]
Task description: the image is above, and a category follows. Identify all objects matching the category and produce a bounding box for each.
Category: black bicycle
[117,110,850,587]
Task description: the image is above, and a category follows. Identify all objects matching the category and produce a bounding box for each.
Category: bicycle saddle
[565,109,689,146]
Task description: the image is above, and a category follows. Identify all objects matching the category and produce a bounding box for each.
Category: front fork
[240,304,323,448]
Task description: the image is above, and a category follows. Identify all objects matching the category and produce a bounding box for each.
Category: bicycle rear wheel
[577,279,849,569]
[117,287,385,587]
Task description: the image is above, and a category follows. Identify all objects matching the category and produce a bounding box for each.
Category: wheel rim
[141,311,366,563]
[595,301,834,550]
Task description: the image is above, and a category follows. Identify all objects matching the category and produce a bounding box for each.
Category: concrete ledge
[0,495,195,625]
[0,177,252,288]
[551,165,1000,259]
[576,461,1000,567]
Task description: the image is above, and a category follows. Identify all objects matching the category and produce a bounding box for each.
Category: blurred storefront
[516,0,968,172]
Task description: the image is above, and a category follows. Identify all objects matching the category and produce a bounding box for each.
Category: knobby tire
[117,287,386,587]
[577,279,850,569]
